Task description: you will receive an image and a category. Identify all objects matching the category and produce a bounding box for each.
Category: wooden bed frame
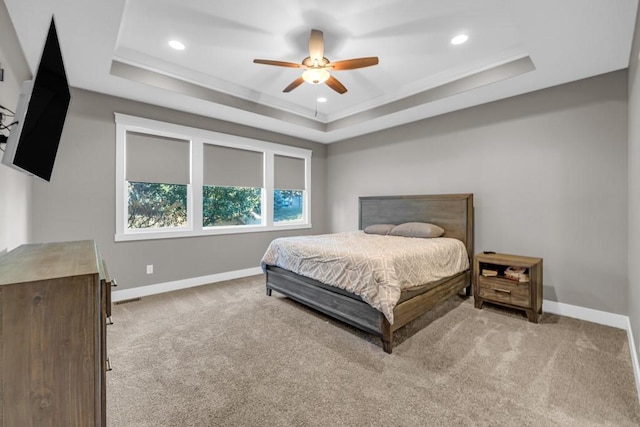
[265,194,474,353]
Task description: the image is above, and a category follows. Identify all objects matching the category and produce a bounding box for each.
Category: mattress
[260,231,469,323]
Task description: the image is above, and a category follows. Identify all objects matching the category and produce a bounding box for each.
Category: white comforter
[260,231,469,324]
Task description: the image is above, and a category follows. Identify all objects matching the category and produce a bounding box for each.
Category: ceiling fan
[253,29,378,94]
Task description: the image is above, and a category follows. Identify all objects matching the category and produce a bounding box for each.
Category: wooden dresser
[0,240,113,426]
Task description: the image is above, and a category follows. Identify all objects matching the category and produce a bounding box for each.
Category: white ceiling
[4,0,638,143]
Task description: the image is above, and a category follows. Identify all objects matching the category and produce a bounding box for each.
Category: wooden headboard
[359,194,474,259]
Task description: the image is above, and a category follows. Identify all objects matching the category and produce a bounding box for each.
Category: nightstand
[473,253,543,323]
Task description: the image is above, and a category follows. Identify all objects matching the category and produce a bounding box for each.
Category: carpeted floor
[106,275,640,426]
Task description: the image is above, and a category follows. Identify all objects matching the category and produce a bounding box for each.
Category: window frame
[115,113,312,242]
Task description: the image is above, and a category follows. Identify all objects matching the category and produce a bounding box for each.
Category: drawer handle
[494,288,511,294]
[106,357,113,372]
[111,278,118,288]
[106,316,113,325]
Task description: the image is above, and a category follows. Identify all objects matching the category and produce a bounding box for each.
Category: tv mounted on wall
[1,17,71,182]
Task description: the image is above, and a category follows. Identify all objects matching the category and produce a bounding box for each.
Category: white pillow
[389,222,444,238]
[363,224,396,235]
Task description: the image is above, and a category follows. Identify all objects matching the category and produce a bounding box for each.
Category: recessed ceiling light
[317,97,327,103]
[169,40,185,50]
[451,34,468,45]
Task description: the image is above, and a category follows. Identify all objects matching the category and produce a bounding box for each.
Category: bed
[262,194,474,353]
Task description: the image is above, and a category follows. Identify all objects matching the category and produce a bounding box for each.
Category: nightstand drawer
[478,276,530,308]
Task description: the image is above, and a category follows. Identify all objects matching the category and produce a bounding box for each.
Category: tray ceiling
[4,0,638,143]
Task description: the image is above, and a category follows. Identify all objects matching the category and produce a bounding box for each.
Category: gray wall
[327,71,629,315]
[2,0,634,337]
[628,5,640,374]
[0,0,31,253]
[30,88,328,290]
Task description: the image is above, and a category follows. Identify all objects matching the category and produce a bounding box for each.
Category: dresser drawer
[478,276,530,308]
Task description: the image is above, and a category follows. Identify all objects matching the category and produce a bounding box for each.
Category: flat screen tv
[1,17,71,182]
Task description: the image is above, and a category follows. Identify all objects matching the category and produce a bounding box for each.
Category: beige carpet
[106,275,640,426]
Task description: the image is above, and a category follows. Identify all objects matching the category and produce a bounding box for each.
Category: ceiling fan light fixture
[302,68,330,84]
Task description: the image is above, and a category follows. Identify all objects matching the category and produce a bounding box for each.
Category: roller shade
[126,131,190,184]
[203,144,263,188]
[274,155,305,190]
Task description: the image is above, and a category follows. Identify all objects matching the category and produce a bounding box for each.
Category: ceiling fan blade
[283,77,305,92]
[253,59,302,68]
[326,75,347,94]
[330,57,379,70]
[309,29,324,63]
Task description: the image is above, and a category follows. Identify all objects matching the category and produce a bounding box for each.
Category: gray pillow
[390,222,445,238]
[363,224,396,235]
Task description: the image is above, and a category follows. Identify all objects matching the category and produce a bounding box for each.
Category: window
[274,155,306,223]
[125,132,190,230]
[202,144,264,228]
[115,114,311,241]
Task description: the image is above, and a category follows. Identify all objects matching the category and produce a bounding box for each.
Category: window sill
[114,223,312,242]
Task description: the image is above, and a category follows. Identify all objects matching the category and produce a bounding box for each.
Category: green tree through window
[274,190,303,222]
[128,182,187,229]
[203,186,262,226]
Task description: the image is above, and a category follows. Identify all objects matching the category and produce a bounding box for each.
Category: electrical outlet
[146,264,153,274]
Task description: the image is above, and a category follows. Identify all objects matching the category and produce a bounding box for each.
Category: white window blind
[274,154,305,190]
[203,144,263,187]
[126,131,190,184]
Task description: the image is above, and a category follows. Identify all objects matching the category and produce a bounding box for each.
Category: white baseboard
[626,319,640,404]
[112,266,263,302]
[543,299,629,329]
[544,299,640,403]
